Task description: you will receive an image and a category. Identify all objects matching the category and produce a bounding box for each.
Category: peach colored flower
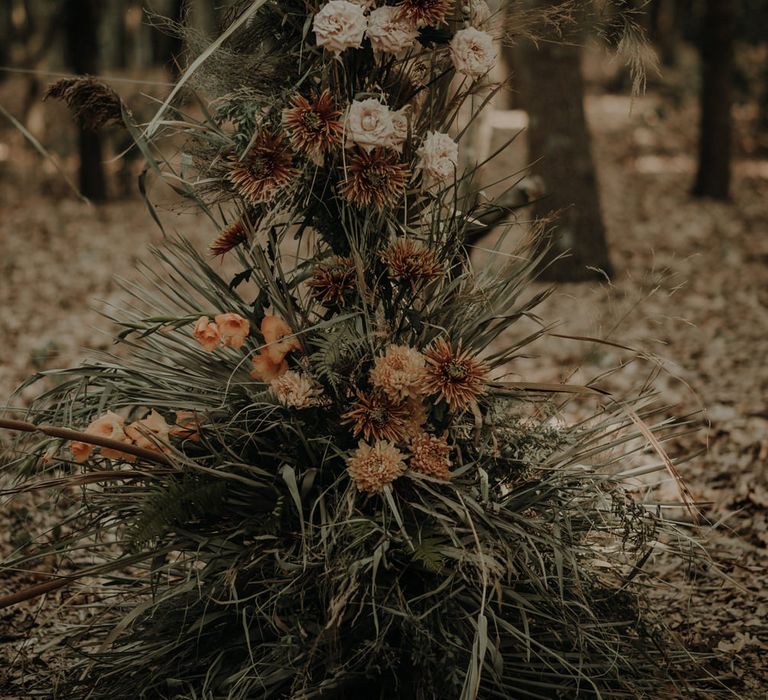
[418,131,458,186]
[370,344,428,401]
[86,411,132,460]
[366,6,419,56]
[170,411,202,442]
[345,99,394,152]
[193,316,221,352]
[261,315,303,365]
[215,312,250,349]
[409,432,451,480]
[346,440,407,493]
[251,354,289,383]
[450,27,496,79]
[269,370,324,408]
[125,409,170,453]
[70,440,93,463]
[313,0,368,54]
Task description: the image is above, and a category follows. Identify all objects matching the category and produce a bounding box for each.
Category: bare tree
[518,1,612,282]
[692,0,737,200]
[64,0,107,201]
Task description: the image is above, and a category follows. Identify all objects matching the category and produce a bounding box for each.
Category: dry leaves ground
[1,89,767,696]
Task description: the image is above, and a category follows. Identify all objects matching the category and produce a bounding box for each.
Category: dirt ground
[1,87,767,696]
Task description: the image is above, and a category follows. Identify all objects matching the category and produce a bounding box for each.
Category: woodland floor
[1,91,767,697]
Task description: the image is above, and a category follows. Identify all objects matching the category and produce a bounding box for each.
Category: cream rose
[418,131,459,186]
[389,106,411,153]
[214,312,250,349]
[366,6,419,55]
[450,27,496,79]
[344,98,395,151]
[313,1,368,54]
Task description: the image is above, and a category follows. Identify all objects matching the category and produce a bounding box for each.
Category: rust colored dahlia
[424,338,489,410]
[307,256,357,307]
[409,432,451,480]
[369,344,428,401]
[342,390,412,443]
[396,0,453,26]
[227,133,296,204]
[339,149,408,210]
[282,90,343,163]
[210,218,248,256]
[346,440,407,493]
[380,238,443,284]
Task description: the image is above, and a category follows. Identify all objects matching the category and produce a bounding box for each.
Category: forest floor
[1,90,767,697]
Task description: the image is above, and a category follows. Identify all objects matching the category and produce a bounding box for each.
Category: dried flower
[210,218,248,256]
[370,344,428,401]
[283,90,343,164]
[270,370,324,408]
[409,432,451,479]
[380,238,443,284]
[251,354,289,382]
[340,149,408,209]
[193,316,221,352]
[396,0,452,27]
[346,440,407,493]
[44,77,124,131]
[403,398,428,437]
[343,390,412,442]
[308,255,357,307]
[227,133,295,204]
[468,0,492,28]
[450,27,497,79]
[418,131,458,187]
[126,409,170,453]
[261,315,303,365]
[345,99,394,152]
[87,411,133,460]
[367,6,419,55]
[215,313,250,349]
[313,0,368,54]
[424,337,489,410]
[170,411,202,442]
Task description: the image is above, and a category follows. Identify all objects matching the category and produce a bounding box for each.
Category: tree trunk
[64,0,107,201]
[0,1,12,83]
[518,2,612,282]
[692,0,737,201]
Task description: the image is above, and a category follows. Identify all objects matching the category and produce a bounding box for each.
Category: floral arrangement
[1,1,708,698]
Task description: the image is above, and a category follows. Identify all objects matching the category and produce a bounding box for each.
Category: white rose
[418,131,458,186]
[366,6,419,56]
[313,0,368,54]
[450,27,496,79]
[345,98,394,151]
[389,107,410,153]
[349,0,377,7]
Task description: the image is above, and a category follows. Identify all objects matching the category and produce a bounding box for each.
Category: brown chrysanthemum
[307,256,357,307]
[282,90,343,163]
[346,440,407,493]
[339,149,408,210]
[227,133,296,204]
[380,238,444,285]
[210,218,248,256]
[424,338,489,410]
[409,432,451,480]
[342,390,412,442]
[396,0,453,26]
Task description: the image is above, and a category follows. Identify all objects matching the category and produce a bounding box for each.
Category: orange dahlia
[369,344,428,401]
[307,255,357,307]
[210,218,248,256]
[282,90,343,163]
[227,133,296,204]
[424,337,489,411]
[380,238,443,285]
[346,440,407,493]
[342,390,412,443]
[339,149,408,210]
[409,432,451,480]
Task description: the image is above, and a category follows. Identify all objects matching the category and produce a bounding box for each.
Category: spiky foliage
[0,2,714,699]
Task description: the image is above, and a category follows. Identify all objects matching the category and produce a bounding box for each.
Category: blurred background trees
[0,0,766,277]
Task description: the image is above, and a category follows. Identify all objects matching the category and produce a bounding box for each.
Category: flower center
[301,110,322,132]
[446,361,468,381]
